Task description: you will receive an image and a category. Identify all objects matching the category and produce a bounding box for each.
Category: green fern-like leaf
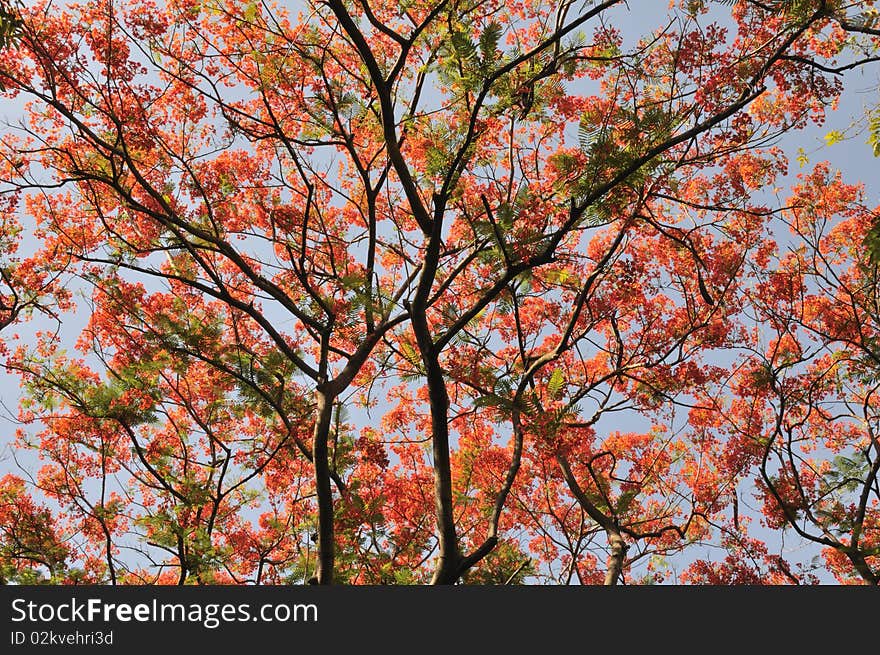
[547,367,565,398]
[868,108,880,158]
[578,116,603,151]
[450,29,478,65]
[479,22,502,72]
[0,1,22,54]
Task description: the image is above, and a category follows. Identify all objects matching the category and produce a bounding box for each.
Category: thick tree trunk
[604,530,628,586]
[311,389,336,584]
[557,453,630,585]
[425,353,460,585]
[403,212,462,585]
[410,316,460,585]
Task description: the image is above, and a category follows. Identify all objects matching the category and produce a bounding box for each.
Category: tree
[713,163,880,584]
[0,0,878,585]
[0,474,71,583]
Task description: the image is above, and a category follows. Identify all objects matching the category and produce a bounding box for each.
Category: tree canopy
[0,0,879,585]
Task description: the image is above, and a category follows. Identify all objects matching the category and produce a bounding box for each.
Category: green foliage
[136,511,233,581]
[868,108,880,159]
[747,362,776,390]
[822,454,871,495]
[0,483,68,584]
[478,22,502,74]
[474,187,554,267]
[461,540,533,584]
[229,346,303,417]
[0,1,21,50]
[575,105,679,197]
[242,0,259,24]
[398,341,426,379]
[416,120,458,179]
[547,367,565,398]
[19,353,158,426]
[450,28,478,66]
[615,488,639,515]
[84,364,161,424]
[383,563,419,585]
[152,299,224,356]
[864,224,880,266]
[473,388,518,415]
[438,21,504,92]
[438,26,478,91]
[824,130,844,147]
[863,109,880,263]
